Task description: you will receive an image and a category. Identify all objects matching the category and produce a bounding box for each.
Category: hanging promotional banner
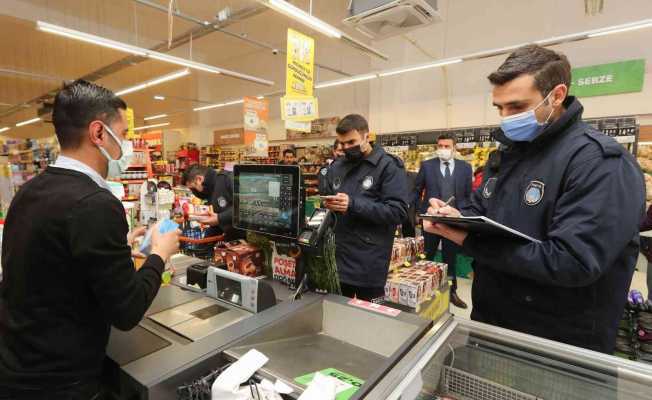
[570,59,645,97]
[286,117,340,140]
[280,95,319,122]
[285,119,312,133]
[243,96,269,157]
[286,28,315,97]
[125,107,135,139]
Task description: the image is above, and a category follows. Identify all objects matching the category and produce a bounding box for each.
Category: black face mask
[191,188,210,200]
[344,145,364,162]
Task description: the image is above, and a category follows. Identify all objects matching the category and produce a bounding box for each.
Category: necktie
[444,162,451,179]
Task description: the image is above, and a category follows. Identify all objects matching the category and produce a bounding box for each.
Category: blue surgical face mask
[500,91,555,142]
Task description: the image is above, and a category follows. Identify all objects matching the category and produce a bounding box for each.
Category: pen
[443,196,455,207]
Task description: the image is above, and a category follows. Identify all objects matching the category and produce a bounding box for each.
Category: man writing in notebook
[423,45,645,354]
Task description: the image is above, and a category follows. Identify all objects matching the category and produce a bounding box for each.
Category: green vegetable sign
[570,59,645,97]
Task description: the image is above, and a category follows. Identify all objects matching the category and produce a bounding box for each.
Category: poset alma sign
[570,59,645,97]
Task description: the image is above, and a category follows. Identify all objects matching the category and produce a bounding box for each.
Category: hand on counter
[323,193,349,213]
[423,198,468,246]
[151,223,181,263]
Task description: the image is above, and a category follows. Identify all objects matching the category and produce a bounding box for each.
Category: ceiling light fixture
[256,95,265,100]
[36,21,274,86]
[378,58,463,77]
[115,69,190,96]
[315,73,378,89]
[263,0,342,38]
[15,117,41,127]
[0,127,10,133]
[134,122,170,131]
[143,113,168,121]
[153,95,166,100]
[193,99,244,112]
[36,21,148,56]
[588,18,652,38]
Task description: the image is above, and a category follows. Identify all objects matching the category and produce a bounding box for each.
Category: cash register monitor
[233,164,303,239]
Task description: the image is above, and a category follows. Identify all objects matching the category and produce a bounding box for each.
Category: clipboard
[419,214,541,243]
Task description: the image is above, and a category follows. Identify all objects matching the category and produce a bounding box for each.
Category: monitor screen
[233,164,302,239]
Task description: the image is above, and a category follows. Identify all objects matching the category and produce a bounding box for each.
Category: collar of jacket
[493,96,584,150]
[362,144,385,166]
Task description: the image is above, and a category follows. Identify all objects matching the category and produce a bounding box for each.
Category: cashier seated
[0,80,180,400]
[182,164,244,241]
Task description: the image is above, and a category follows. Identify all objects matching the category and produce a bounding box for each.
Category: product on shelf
[214,241,265,277]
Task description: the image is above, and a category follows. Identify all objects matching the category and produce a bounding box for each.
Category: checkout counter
[106,254,652,400]
[105,255,433,399]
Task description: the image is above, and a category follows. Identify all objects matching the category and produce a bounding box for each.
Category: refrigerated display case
[368,315,652,400]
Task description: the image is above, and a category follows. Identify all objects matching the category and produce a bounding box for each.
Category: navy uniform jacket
[413,157,473,213]
[461,96,645,353]
[322,145,409,287]
[200,169,243,241]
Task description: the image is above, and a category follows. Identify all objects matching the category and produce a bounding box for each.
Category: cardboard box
[218,242,265,277]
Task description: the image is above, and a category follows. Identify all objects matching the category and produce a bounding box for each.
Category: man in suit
[414,133,472,308]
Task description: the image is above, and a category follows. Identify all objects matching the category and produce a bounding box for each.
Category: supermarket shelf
[128,164,147,168]
[614,135,636,144]
[120,179,145,183]
[122,197,139,201]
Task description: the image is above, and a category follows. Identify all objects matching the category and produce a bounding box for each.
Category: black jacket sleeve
[413,163,426,213]
[349,162,409,226]
[459,162,473,212]
[69,192,164,330]
[462,150,645,288]
[217,174,234,227]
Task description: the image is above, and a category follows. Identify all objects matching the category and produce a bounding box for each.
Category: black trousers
[424,232,460,292]
[0,379,103,400]
[340,283,385,303]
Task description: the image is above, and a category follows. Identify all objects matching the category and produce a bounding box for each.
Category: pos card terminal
[297,208,332,248]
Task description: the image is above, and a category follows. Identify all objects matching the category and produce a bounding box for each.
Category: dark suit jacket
[413,158,473,214]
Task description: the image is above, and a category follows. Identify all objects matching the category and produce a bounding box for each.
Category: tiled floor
[450,262,650,320]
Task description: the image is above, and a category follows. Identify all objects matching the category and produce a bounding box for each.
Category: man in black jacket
[424,45,645,353]
[182,164,243,241]
[0,80,180,399]
[322,114,409,301]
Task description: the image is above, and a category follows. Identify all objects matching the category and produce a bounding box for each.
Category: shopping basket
[179,227,224,260]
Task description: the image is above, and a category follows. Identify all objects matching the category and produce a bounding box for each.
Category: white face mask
[437,148,453,161]
[97,122,133,179]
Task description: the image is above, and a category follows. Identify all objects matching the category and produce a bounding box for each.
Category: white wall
[369,0,652,134]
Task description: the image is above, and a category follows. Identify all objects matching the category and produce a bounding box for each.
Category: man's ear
[551,84,568,108]
[88,120,104,146]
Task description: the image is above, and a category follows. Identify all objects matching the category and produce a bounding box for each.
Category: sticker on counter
[347,298,401,317]
[295,368,364,400]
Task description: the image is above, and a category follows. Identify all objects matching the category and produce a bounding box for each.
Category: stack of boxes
[389,237,425,271]
[385,260,448,308]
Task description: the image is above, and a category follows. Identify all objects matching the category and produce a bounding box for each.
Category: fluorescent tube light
[153,95,166,100]
[134,122,170,131]
[379,58,463,77]
[115,69,190,96]
[264,0,342,38]
[588,19,652,38]
[256,95,265,99]
[36,21,274,86]
[143,114,168,121]
[315,73,377,89]
[37,21,148,56]
[15,117,41,127]
[193,99,244,112]
[0,127,10,133]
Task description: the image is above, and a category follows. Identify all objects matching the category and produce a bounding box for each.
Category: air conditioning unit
[343,0,441,40]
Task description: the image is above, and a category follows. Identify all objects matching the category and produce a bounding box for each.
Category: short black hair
[437,132,456,145]
[336,114,369,135]
[487,44,571,96]
[181,164,209,185]
[52,79,127,149]
[283,148,296,157]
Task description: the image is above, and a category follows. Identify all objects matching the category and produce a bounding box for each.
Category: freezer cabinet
[367,315,652,400]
